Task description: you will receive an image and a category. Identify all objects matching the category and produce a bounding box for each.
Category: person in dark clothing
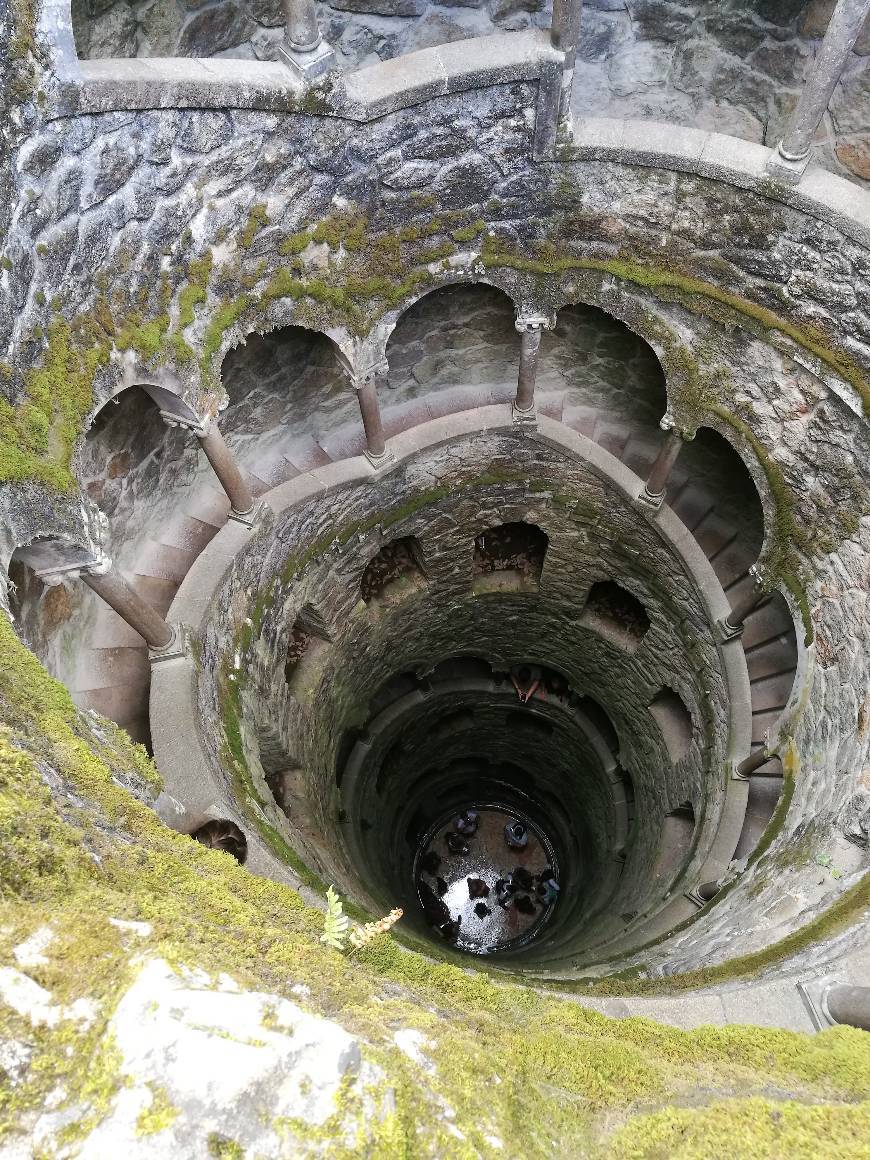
[494,874,514,908]
[436,876,449,896]
[467,877,490,899]
[439,917,461,941]
[474,902,491,919]
[513,866,534,892]
[446,831,469,855]
[504,820,529,850]
[418,879,451,929]
[455,809,479,836]
[420,849,441,876]
[514,894,536,916]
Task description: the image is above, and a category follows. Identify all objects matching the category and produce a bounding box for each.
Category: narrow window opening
[284,604,331,698]
[472,521,548,592]
[648,688,694,763]
[361,536,427,606]
[580,580,650,652]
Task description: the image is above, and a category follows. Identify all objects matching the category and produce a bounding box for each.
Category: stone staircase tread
[90,605,149,649]
[281,439,333,473]
[692,511,741,561]
[749,672,796,712]
[741,601,795,650]
[132,540,199,583]
[708,539,758,589]
[71,646,151,694]
[154,514,222,555]
[745,636,799,681]
[561,407,598,437]
[751,708,785,746]
[185,487,231,528]
[318,426,367,461]
[124,574,182,615]
[76,685,150,727]
[668,486,715,532]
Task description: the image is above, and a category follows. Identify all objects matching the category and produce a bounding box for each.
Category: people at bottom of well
[446,831,469,856]
[536,869,560,906]
[494,874,515,908]
[504,820,529,850]
[455,809,480,837]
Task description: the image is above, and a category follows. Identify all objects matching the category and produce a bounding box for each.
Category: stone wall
[66,0,870,186]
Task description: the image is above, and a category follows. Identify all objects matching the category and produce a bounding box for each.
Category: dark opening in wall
[191,819,248,865]
[505,710,555,737]
[648,688,694,763]
[654,803,696,883]
[360,536,427,605]
[285,604,332,698]
[576,696,621,756]
[580,580,650,652]
[432,709,476,740]
[472,522,548,591]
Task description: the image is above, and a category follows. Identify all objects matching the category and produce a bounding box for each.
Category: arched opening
[580,580,650,652]
[539,303,668,467]
[472,522,548,592]
[648,688,694,764]
[285,604,332,700]
[653,803,696,884]
[221,325,355,474]
[190,819,248,865]
[385,284,518,420]
[666,425,765,590]
[360,536,427,607]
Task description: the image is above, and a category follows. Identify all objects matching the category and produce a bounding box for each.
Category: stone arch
[472,521,549,585]
[379,275,521,358]
[383,282,521,412]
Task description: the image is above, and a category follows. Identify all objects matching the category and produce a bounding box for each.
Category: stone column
[722,568,766,636]
[514,314,553,422]
[278,0,336,80]
[768,0,870,183]
[79,560,174,651]
[551,0,582,67]
[639,417,685,508]
[354,371,389,466]
[823,984,870,1032]
[735,747,772,780]
[537,0,582,157]
[197,422,256,519]
[161,411,261,526]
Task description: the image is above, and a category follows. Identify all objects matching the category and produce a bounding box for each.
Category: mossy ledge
[3,613,870,1156]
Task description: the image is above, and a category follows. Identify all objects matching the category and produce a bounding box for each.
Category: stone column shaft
[772,0,869,174]
[643,428,684,501]
[725,576,766,633]
[516,327,543,412]
[356,378,387,461]
[198,424,255,517]
[824,984,870,1031]
[284,0,321,51]
[82,567,173,651]
[551,0,582,68]
[736,748,771,779]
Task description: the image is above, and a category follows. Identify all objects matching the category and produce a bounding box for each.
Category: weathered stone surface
[836,137,870,180]
[84,2,139,57]
[177,2,257,55]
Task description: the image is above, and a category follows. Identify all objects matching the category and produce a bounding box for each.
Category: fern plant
[320,885,350,950]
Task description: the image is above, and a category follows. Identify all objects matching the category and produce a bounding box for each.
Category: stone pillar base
[277,39,336,81]
[228,500,268,529]
[765,146,811,186]
[636,485,665,511]
[364,447,394,470]
[797,976,842,1031]
[148,622,189,665]
[512,403,538,429]
[716,616,744,643]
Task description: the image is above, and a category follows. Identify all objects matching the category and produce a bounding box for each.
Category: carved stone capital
[159,409,210,438]
[514,313,555,334]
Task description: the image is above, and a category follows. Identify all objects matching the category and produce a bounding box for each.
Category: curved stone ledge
[151,405,755,965]
[50,30,561,122]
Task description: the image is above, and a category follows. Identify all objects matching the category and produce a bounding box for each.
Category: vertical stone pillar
[767,0,870,183]
[354,370,389,467]
[722,568,766,637]
[161,410,262,527]
[79,560,175,652]
[639,417,685,508]
[537,0,582,157]
[197,422,256,520]
[822,984,870,1032]
[279,0,336,80]
[514,314,553,422]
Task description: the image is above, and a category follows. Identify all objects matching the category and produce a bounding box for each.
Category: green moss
[135,1084,179,1137]
[0,256,12,271]
[450,220,487,243]
[238,204,269,251]
[207,1134,245,1159]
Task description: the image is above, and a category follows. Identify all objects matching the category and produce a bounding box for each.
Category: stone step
[751,708,784,746]
[134,540,199,584]
[561,405,598,438]
[733,775,785,860]
[90,603,150,650]
[668,484,715,532]
[318,425,367,461]
[71,646,150,695]
[621,438,658,478]
[125,574,181,617]
[749,671,795,713]
[692,510,740,562]
[76,679,150,728]
[155,514,221,556]
[185,486,231,529]
[594,422,631,460]
[741,599,794,650]
[709,540,757,589]
[745,632,798,682]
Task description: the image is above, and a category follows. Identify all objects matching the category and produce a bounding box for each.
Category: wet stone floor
[414,806,557,955]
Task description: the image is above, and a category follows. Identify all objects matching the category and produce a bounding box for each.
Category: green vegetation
[135,1084,180,1136]
[2,613,870,1156]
